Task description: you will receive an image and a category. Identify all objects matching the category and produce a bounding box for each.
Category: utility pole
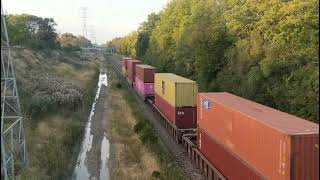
[1,3,28,180]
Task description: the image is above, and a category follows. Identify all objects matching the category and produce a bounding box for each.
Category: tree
[136,13,160,59]
[6,14,59,49]
[108,0,319,123]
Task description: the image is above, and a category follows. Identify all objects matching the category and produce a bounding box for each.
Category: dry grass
[108,72,160,180]
[13,49,100,180]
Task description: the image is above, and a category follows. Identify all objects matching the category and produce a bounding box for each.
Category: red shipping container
[122,57,133,73]
[136,64,156,83]
[198,92,319,180]
[155,93,196,129]
[127,60,142,83]
[198,127,266,180]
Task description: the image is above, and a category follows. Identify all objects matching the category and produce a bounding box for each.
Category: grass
[12,49,100,180]
[122,88,186,180]
[107,69,160,180]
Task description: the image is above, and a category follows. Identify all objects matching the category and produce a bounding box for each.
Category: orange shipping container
[198,92,319,180]
[198,127,266,180]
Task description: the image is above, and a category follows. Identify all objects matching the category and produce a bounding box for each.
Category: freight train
[117,57,319,180]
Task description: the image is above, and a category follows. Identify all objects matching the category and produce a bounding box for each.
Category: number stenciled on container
[177,111,185,116]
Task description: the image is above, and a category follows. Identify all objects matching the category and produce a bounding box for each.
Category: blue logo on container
[203,100,211,109]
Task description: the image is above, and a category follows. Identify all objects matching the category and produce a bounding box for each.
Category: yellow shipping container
[155,73,198,107]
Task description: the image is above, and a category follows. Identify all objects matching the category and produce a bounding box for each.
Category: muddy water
[99,132,110,179]
[72,73,110,180]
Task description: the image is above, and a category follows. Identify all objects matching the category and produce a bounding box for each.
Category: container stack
[155,73,198,129]
[198,92,319,180]
[127,60,142,85]
[135,64,156,97]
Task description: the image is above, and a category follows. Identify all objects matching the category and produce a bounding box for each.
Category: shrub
[133,120,147,134]
[115,82,122,89]
[27,96,52,119]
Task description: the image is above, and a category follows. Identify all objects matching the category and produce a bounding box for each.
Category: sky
[2,0,168,44]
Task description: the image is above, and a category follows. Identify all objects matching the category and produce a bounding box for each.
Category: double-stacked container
[155,73,198,129]
[121,57,133,75]
[198,92,319,180]
[127,60,142,85]
[135,64,156,97]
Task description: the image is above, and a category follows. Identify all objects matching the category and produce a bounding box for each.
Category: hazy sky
[2,0,168,44]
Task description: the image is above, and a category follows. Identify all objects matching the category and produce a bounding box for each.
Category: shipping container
[127,60,142,83]
[198,127,266,180]
[135,77,154,96]
[136,64,156,83]
[155,73,198,107]
[155,93,197,129]
[198,92,319,180]
[122,57,132,75]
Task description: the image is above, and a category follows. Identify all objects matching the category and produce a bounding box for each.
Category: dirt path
[72,55,112,180]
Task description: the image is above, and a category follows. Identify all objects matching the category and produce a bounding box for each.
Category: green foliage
[6,14,59,49]
[107,32,138,57]
[27,96,52,119]
[134,120,158,144]
[110,0,319,123]
[63,116,86,148]
[135,13,160,59]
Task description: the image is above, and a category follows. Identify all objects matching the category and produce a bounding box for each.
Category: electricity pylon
[1,3,28,180]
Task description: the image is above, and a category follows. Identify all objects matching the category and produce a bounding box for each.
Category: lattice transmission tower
[80,6,88,47]
[1,3,28,180]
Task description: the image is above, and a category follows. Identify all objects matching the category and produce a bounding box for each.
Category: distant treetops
[4,14,92,50]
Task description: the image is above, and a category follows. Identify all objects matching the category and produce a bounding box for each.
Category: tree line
[4,14,92,51]
[108,0,319,123]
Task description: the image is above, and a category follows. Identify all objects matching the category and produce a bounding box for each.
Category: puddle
[99,132,110,180]
[72,73,109,180]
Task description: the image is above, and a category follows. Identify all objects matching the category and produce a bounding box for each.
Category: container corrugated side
[197,127,266,180]
[198,92,319,180]
[127,60,141,82]
[290,134,319,180]
[136,64,155,83]
[155,93,197,129]
[155,73,197,107]
[176,82,198,107]
[122,59,127,74]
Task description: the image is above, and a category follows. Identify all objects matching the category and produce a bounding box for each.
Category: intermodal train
[118,57,319,180]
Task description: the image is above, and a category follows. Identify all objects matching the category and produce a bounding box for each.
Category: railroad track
[106,55,205,180]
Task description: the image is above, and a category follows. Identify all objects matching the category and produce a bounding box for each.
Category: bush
[27,96,52,119]
[115,82,122,89]
[140,123,158,144]
[133,120,147,133]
